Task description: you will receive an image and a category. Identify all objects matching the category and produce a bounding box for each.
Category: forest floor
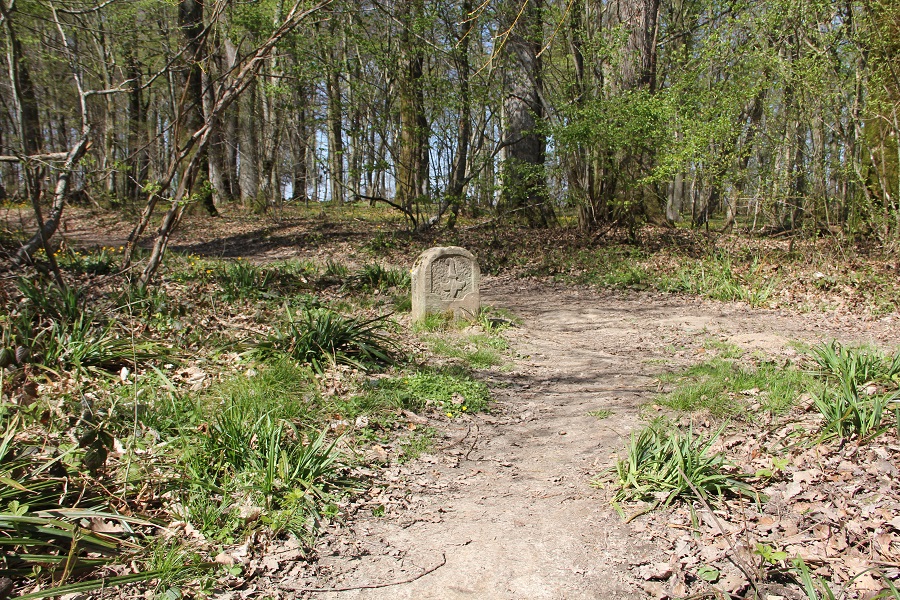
[280,279,896,600]
[2,204,899,599]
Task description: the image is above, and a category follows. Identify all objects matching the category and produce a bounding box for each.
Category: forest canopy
[0,0,898,274]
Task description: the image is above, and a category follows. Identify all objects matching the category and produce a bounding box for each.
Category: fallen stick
[298,552,447,593]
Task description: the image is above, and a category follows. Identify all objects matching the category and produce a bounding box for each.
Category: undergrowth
[0,245,504,598]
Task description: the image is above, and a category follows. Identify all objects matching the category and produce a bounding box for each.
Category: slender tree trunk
[291,83,310,202]
[237,80,261,206]
[206,42,234,205]
[125,51,148,203]
[325,16,345,206]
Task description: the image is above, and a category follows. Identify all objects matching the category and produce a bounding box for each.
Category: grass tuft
[256,307,398,372]
[611,420,756,508]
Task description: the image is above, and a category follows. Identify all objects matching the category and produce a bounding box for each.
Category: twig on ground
[675,464,761,598]
[465,421,480,461]
[298,552,446,593]
[441,423,472,450]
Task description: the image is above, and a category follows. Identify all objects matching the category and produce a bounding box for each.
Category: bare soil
[263,277,896,599]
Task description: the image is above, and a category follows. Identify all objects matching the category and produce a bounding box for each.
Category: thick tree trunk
[500,0,553,227]
[396,0,429,227]
[179,0,217,215]
[587,0,660,230]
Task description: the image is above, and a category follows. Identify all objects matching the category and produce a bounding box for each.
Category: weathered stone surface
[411,247,480,322]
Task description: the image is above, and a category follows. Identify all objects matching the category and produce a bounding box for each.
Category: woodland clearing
[0,205,898,599]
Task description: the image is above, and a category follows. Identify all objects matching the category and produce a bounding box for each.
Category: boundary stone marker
[411,246,480,322]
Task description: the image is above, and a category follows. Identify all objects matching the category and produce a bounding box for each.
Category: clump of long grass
[345,263,410,292]
[255,306,398,372]
[809,341,900,387]
[611,421,756,508]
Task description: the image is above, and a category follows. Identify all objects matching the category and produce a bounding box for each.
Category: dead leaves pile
[625,408,900,599]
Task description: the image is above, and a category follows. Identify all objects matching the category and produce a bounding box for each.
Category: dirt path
[281,277,895,599]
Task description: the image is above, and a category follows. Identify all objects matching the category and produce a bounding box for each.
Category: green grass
[398,427,436,463]
[422,322,509,369]
[813,379,894,442]
[806,342,900,442]
[413,311,457,332]
[657,356,812,417]
[54,246,119,276]
[531,247,780,308]
[809,341,900,387]
[359,367,491,417]
[345,263,410,292]
[588,409,613,419]
[4,279,166,377]
[254,306,398,373]
[610,420,756,508]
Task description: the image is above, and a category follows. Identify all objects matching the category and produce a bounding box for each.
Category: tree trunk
[595,0,660,230]
[499,0,553,227]
[237,80,261,206]
[326,17,345,206]
[291,83,310,202]
[396,0,429,227]
[125,50,148,203]
[179,0,217,215]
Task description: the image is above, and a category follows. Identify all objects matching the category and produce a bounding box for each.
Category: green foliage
[425,333,506,369]
[611,421,756,507]
[658,355,811,417]
[216,259,274,300]
[786,557,900,600]
[413,311,456,332]
[345,263,410,292]
[476,306,520,332]
[363,232,402,253]
[0,411,168,596]
[323,260,350,280]
[172,361,357,539]
[5,279,164,376]
[809,341,900,387]
[813,379,894,441]
[16,278,83,323]
[55,247,118,276]
[588,409,613,419]
[362,367,490,417]
[663,254,775,307]
[397,427,436,463]
[555,90,673,195]
[807,342,900,441]
[256,307,398,372]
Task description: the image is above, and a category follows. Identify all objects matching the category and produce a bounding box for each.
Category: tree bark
[499,0,553,227]
[395,0,428,227]
[237,80,261,207]
[179,0,217,215]
[325,16,345,206]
